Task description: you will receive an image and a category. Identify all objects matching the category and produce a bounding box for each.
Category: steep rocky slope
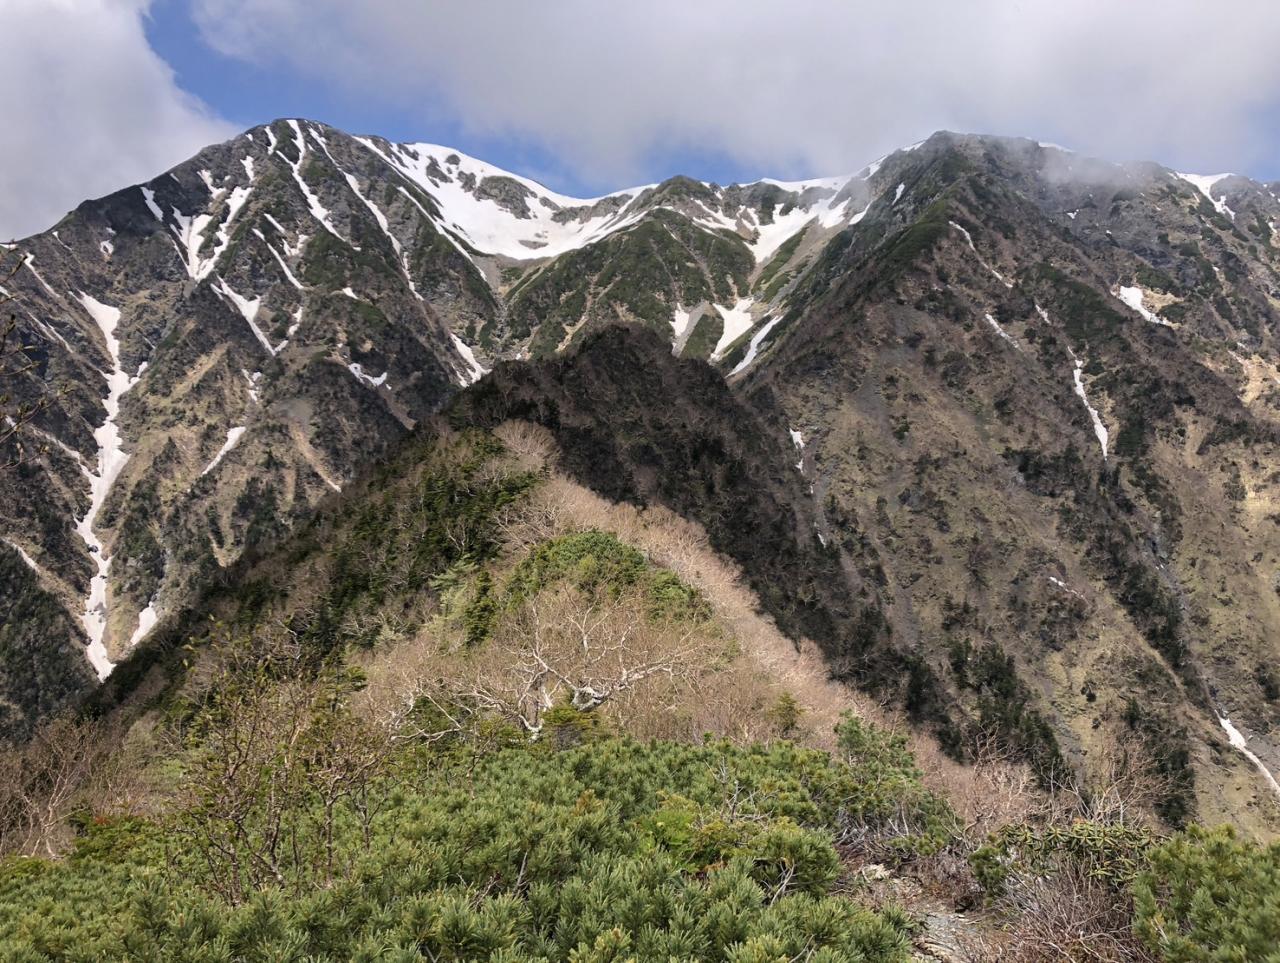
[733,134,1280,830]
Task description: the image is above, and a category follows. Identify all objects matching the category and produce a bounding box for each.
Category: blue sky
[4,0,1280,240]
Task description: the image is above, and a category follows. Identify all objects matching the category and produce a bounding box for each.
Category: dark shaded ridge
[452,325,844,643]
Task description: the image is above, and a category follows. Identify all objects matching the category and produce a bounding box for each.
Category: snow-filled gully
[1067,348,1109,459]
[729,315,783,376]
[73,293,146,680]
[285,120,345,241]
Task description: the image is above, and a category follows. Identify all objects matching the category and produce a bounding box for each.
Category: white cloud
[191,0,1280,188]
[0,0,234,240]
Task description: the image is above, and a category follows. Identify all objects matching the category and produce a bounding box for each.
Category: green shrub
[971,820,1155,897]
[0,731,941,961]
[507,529,707,623]
[1133,825,1280,961]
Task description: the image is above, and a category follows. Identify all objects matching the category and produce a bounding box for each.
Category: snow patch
[1116,285,1173,327]
[1046,575,1085,599]
[892,182,905,205]
[450,333,488,386]
[128,599,159,648]
[347,362,389,389]
[671,305,695,344]
[983,313,1019,349]
[356,136,649,261]
[711,297,756,360]
[749,218,807,266]
[140,186,164,221]
[1175,172,1235,220]
[200,425,247,477]
[241,369,263,404]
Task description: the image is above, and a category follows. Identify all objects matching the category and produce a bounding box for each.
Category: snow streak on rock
[3,538,41,576]
[214,277,284,355]
[950,221,1013,288]
[1218,714,1280,801]
[1069,348,1109,459]
[983,313,1019,348]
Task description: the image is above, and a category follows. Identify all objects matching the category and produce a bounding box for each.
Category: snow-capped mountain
[6,122,1280,834]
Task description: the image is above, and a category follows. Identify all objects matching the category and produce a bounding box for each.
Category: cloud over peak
[193,0,1280,188]
[0,0,233,239]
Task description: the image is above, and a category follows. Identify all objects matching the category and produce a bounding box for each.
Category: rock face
[5,124,1280,833]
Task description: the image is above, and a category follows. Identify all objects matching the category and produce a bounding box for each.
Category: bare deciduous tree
[0,715,114,857]
[462,585,701,737]
[173,634,399,903]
